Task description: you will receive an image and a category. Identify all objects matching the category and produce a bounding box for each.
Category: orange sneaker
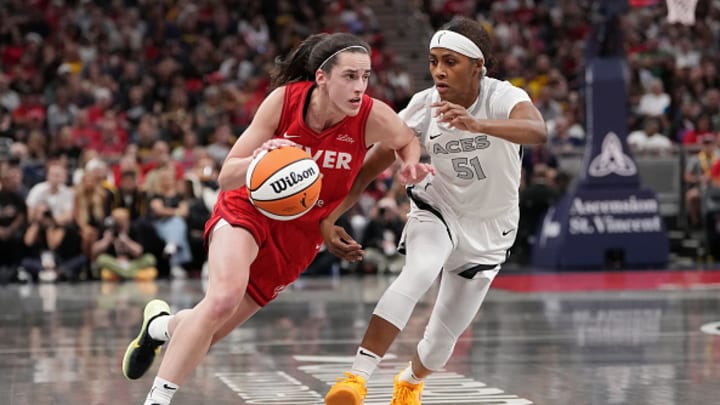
[134,267,158,282]
[390,371,424,405]
[325,372,367,405]
[100,268,120,281]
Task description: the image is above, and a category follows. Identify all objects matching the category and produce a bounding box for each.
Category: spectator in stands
[206,123,233,167]
[73,171,111,262]
[627,117,673,154]
[534,86,563,123]
[637,79,671,117]
[685,134,719,227]
[89,115,127,159]
[46,87,77,136]
[0,73,19,112]
[25,161,74,227]
[146,166,192,279]
[133,115,161,162]
[0,162,26,283]
[143,140,184,191]
[184,155,220,218]
[22,204,84,283]
[672,99,703,143]
[180,177,211,274]
[682,112,718,146]
[515,164,559,264]
[194,86,226,138]
[704,88,720,132]
[358,198,406,274]
[548,114,584,153]
[93,208,157,282]
[112,170,148,222]
[52,125,82,161]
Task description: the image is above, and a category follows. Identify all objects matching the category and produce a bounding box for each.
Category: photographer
[22,204,84,282]
[93,208,157,281]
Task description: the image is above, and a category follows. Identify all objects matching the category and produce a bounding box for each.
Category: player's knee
[204,290,243,321]
[417,327,457,370]
[373,286,420,330]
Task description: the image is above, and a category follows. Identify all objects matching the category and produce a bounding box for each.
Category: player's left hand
[432,101,479,132]
[396,162,435,185]
[320,218,364,262]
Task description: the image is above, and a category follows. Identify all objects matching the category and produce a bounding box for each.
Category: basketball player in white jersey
[323,16,548,405]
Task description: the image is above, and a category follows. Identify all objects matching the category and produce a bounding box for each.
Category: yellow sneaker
[390,372,424,405]
[121,299,170,379]
[325,372,367,405]
[134,267,158,282]
[100,268,120,281]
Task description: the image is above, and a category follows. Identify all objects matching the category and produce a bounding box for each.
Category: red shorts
[203,198,322,307]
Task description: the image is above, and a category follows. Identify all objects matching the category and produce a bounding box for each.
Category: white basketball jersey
[399,77,531,220]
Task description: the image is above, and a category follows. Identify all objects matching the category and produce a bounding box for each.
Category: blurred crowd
[1,0,720,283]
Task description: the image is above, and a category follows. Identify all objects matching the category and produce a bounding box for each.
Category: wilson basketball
[246,146,322,221]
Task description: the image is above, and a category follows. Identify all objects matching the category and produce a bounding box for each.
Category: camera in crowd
[103,216,121,237]
[37,208,56,228]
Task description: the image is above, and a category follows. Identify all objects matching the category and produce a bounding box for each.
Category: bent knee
[418,335,456,371]
[203,291,244,321]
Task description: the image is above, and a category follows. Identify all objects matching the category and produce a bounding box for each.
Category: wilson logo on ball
[269,166,318,194]
[246,146,322,221]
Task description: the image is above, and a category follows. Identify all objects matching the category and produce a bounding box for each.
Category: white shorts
[400,195,518,274]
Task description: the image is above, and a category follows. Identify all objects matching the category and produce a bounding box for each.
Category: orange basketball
[246,146,322,221]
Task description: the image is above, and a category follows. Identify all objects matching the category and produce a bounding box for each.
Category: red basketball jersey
[205,81,372,306]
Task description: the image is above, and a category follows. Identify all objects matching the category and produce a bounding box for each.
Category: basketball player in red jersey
[120,32,434,405]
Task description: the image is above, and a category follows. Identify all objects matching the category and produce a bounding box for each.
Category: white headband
[429,30,484,60]
[318,45,368,70]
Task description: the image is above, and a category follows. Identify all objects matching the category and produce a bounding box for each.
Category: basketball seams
[251,178,321,218]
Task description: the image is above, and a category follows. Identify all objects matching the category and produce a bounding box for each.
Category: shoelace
[392,381,422,404]
[336,372,367,396]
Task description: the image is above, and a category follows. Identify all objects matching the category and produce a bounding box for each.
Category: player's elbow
[531,122,549,144]
[218,170,241,191]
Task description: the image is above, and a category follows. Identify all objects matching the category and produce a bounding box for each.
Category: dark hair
[270,33,371,89]
[120,170,137,179]
[441,16,495,72]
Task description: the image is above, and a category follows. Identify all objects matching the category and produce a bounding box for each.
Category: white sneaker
[39,269,58,283]
[171,265,187,279]
[16,267,30,283]
[163,243,178,256]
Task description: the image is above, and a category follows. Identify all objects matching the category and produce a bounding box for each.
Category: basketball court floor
[1,269,720,405]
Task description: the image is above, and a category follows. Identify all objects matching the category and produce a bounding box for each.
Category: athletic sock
[350,346,382,380]
[148,315,172,342]
[398,363,424,385]
[144,376,178,405]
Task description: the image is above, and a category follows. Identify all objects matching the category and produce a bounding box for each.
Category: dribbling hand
[252,139,298,159]
[320,219,364,262]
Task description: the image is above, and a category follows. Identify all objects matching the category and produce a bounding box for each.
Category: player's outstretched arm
[365,99,434,184]
[432,100,548,145]
[320,100,434,261]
